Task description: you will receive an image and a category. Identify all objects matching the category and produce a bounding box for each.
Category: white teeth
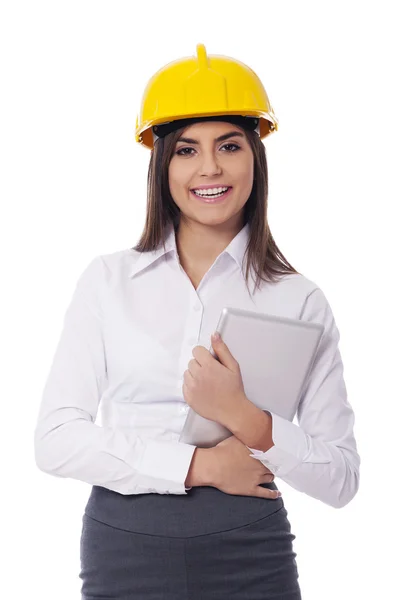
[193,186,229,196]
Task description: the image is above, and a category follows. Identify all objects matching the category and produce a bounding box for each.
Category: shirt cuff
[246,410,310,477]
[136,438,197,495]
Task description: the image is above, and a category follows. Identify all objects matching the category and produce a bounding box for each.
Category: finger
[183,369,195,384]
[265,489,281,499]
[188,359,200,374]
[192,346,209,365]
[255,486,281,500]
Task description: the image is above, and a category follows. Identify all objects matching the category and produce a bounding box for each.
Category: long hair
[132,125,300,296]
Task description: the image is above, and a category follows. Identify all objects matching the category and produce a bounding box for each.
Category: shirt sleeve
[246,287,361,509]
[33,256,197,496]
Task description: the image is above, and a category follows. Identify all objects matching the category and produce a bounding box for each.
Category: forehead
[180,121,245,139]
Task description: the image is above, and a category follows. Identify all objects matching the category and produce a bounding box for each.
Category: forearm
[184,400,274,488]
[227,398,275,451]
[185,447,215,487]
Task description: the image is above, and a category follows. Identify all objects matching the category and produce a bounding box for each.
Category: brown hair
[132,125,300,295]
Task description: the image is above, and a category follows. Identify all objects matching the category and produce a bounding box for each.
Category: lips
[190,185,232,191]
[190,186,233,204]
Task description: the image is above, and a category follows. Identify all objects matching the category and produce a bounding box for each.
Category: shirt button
[180,404,189,413]
[149,488,156,493]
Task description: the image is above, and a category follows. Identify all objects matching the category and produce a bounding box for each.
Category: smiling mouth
[191,186,232,199]
[190,187,233,203]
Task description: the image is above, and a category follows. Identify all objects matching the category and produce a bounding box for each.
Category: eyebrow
[176,130,245,144]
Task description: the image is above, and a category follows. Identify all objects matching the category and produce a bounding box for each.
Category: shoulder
[72,248,138,296]
[268,272,321,305]
[93,247,141,280]
[283,274,337,331]
[271,273,334,323]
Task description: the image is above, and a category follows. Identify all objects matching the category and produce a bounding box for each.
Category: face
[168,121,254,229]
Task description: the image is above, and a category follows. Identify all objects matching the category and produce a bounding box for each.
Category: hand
[182,332,248,428]
[211,435,281,499]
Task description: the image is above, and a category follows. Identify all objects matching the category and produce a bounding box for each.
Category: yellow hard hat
[135,43,279,150]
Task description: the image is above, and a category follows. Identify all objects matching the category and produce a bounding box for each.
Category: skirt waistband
[84,482,284,537]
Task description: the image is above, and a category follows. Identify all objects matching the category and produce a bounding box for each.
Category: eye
[175,143,241,156]
[221,143,241,152]
[176,147,196,156]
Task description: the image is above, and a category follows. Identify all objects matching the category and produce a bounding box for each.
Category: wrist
[225,395,255,435]
[185,447,215,487]
[229,401,274,451]
[221,393,253,432]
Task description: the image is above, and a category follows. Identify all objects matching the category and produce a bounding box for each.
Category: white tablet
[179,306,324,448]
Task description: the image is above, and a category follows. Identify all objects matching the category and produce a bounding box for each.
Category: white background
[1,1,399,598]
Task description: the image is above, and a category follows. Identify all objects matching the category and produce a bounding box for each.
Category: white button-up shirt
[34,222,360,508]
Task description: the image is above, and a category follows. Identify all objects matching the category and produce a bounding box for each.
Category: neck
[175,218,244,273]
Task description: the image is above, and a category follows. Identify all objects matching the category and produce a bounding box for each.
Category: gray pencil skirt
[79,482,302,600]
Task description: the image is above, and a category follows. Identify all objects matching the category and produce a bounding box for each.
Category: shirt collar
[128,222,251,279]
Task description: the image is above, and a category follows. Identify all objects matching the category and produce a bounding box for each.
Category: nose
[198,152,223,177]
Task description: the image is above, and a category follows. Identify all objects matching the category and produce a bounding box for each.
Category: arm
[33,256,196,496]
[184,447,215,488]
[227,400,275,451]
[226,287,361,510]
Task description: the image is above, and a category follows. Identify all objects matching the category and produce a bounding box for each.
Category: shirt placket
[176,286,205,416]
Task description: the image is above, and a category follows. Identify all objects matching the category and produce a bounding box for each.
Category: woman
[34,44,360,599]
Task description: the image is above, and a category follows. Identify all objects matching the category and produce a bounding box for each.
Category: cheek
[168,161,191,194]
[229,153,253,185]
[233,166,254,194]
